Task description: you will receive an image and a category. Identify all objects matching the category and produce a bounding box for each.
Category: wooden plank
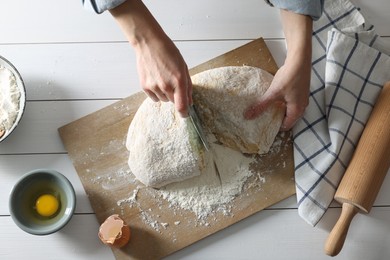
[0,40,285,101]
[58,38,295,259]
[0,154,93,215]
[167,207,390,259]
[0,0,281,44]
[2,154,389,215]
[0,0,388,44]
[1,37,388,101]
[0,100,116,155]
[2,207,390,260]
[0,215,115,260]
[189,38,278,75]
[0,1,389,260]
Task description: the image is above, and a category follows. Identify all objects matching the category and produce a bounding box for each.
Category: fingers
[143,89,159,102]
[142,73,191,118]
[244,97,273,120]
[144,87,169,102]
[280,103,307,131]
[186,71,193,106]
[173,76,190,118]
[134,37,192,117]
[244,91,307,131]
[244,89,277,119]
[280,116,297,131]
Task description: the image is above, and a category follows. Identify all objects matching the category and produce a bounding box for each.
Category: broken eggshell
[98,214,131,248]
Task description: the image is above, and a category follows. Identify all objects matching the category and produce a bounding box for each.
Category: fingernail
[244,109,254,119]
[180,111,189,118]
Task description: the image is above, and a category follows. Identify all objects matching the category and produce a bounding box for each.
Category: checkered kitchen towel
[293,0,390,226]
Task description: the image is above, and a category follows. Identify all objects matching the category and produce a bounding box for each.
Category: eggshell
[98,214,131,248]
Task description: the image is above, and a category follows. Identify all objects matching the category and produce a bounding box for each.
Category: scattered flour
[161,222,169,229]
[157,135,261,220]
[111,138,262,231]
[117,188,139,207]
[0,65,21,138]
[113,133,288,231]
[140,211,160,232]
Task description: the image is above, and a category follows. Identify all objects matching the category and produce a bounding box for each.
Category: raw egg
[35,194,60,217]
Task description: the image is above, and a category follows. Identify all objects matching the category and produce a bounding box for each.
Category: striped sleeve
[82,0,127,14]
[264,0,324,20]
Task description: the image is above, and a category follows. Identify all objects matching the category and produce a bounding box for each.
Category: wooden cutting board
[58,38,295,260]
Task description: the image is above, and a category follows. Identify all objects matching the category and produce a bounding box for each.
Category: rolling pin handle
[324,203,359,257]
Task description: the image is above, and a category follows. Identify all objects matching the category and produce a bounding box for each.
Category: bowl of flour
[0,55,26,143]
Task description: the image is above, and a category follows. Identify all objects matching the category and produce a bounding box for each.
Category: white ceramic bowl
[9,169,76,235]
[0,55,26,143]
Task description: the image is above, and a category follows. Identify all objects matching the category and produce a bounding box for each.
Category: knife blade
[188,105,210,151]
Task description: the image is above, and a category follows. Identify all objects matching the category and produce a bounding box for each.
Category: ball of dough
[126,98,205,188]
[126,66,284,188]
[192,66,284,154]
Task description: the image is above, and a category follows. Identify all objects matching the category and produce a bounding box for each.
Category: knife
[188,105,210,151]
[188,105,222,185]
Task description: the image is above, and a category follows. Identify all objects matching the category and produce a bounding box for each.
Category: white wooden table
[1,1,389,259]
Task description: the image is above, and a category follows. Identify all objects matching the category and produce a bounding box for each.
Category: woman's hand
[133,35,192,117]
[244,54,311,131]
[110,0,192,117]
[245,9,313,131]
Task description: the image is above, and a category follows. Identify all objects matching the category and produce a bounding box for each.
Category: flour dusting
[101,132,289,234]
[127,99,204,187]
[114,133,288,231]
[157,135,262,220]
[0,65,22,139]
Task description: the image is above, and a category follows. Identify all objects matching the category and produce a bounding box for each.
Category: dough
[126,66,284,187]
[192,66,284,154]
[126,98,206,188]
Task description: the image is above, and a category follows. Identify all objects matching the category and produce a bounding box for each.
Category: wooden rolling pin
[324,81,390,256]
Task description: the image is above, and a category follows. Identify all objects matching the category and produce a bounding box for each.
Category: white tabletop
[1,0,389,259]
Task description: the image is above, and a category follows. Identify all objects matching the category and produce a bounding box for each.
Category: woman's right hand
[110,0,192,117]
[134,35,192,117]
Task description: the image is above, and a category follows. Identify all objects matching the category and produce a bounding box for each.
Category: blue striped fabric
[293,0,390,226]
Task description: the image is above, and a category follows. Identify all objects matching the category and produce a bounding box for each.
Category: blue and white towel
[293,0,390,226]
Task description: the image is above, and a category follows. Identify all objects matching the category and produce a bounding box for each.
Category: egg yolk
[35,194,59,217]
